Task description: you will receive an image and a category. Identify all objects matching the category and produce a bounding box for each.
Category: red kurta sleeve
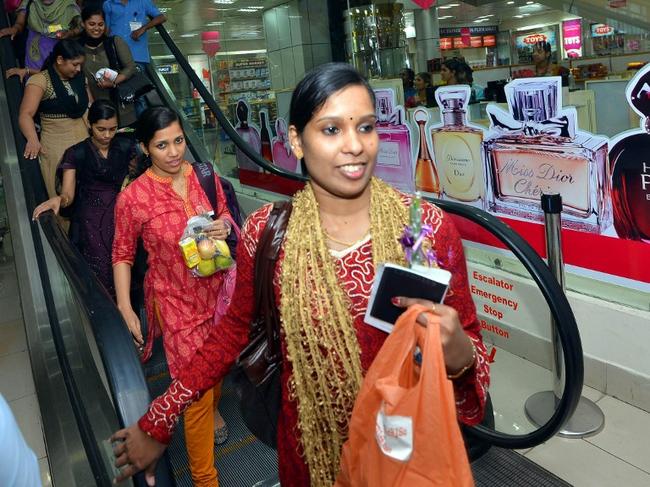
[112,188,141,266]
[432,209,490,425]
[138,204,272,443]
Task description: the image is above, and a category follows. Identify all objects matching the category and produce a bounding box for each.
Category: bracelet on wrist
[447,341,477,380]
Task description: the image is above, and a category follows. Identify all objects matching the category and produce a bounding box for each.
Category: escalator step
[472,447,572,486]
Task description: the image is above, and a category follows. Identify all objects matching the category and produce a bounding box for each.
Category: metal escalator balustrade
[152,23,584,449]
[0,2,175,485]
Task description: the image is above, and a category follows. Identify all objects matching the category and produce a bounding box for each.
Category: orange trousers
[184,381,222,487]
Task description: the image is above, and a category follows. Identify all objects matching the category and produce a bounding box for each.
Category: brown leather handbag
[233,200,292,448]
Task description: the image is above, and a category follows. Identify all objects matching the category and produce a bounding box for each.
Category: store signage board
[562,19,583,58]
[591,23,614,37]
[440,25,498,36]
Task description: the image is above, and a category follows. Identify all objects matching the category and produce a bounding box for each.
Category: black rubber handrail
[0,5,175,485]
[155,24,583,448]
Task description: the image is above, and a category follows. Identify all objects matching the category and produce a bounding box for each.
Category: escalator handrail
[155,25,584,448]
[0,6,174,485]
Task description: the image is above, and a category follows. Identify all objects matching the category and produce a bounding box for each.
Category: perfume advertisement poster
[234,99,304,196]
[407,80,649,286]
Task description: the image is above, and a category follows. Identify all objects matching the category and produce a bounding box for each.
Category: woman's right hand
[24,139,44,160]
[6,67,28,82]
[118,305,144,349]
[0,26,18,40]
[32,196,62,220]
[111,423,166,486]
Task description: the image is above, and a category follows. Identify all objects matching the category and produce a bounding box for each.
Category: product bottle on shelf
[484,77,611,233]
[259,110,273,163]
[414,109,441,196]
[609,64,650,241]
[432,87,484,203]
[234,99,262,172]
[272,118,300,173]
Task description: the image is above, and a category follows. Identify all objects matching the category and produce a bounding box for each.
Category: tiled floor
[0,250,648,486]
[490,346,650,487]
[0,255,52,487]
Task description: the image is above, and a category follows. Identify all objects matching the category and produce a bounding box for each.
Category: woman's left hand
[204,218,231,240]
[392,297,475,375]
[97,78,114,90]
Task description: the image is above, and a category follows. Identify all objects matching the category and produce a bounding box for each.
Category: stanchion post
[524,193,605,438]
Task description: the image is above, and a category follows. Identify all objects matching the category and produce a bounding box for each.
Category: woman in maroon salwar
[111,63,490,487]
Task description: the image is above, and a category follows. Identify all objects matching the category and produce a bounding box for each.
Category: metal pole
[524,193,605,438]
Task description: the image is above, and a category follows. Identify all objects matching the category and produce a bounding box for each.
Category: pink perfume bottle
[272,118,299,172]
[484,78,611,233]
[610,65,650,241]
[235,100,262,172]
[375,100,414,192]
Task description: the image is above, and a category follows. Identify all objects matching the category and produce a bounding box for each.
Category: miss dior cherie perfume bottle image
[431,86,485,205]
[272,118,300,173]
[413,108,441,196]
[234,99,262,172]
[609,64,650,241]
[483,77,611,233]
[374,89,415,192]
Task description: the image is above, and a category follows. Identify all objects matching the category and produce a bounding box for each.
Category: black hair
[88,100,118,125]
[135,106,181,146]
[42,39,85,70]
[81,5,105,22]
[400,67,415,87]
[442,58,473,85]
[416,72,432,86]
[289,62,375,134]
[535,41,552,54]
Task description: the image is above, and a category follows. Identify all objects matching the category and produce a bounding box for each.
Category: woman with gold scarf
[110,63,490,486]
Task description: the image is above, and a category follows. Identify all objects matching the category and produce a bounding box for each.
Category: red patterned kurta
[138,195,490,486]
[112,163,233,376]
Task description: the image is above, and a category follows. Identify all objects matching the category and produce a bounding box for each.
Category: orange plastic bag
[336,305,474,487]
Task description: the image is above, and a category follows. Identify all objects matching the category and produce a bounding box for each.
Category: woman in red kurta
[112,65,490,487]
[112,107,233,487]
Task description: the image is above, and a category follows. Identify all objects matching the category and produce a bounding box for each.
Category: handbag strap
[253,200,292,360]
[193,161,218,212]
[104,36,123,72]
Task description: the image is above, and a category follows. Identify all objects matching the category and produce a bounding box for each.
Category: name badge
[129,21,143,32]
[48,24,63,34]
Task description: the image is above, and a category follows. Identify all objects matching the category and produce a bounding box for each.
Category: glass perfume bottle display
[414,109,440,196]
[431,87,484,203]
[484,78,611,233]
[259,110,273,163]
[272,118,300,173]
[374,91,414,192]
[609,64,650,241]
[234,100,262,172]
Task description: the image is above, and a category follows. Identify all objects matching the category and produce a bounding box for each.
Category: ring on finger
[430,303,436,313]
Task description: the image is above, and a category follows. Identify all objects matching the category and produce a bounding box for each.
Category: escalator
[0,1,583,484]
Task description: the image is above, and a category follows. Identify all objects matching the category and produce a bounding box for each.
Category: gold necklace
[322,228,369,247]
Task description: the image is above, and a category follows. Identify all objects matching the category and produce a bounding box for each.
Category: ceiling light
[213,0,235,4]
[248,6,264,8]
[238,8,256,12]
[180,33,197,38]
[473,18,489,23]
[514,15,524,18]
[507,1,515,3]
[207,21,225,26]
[526,1,535,3]
[479,14,495,18]
[438,15,454,19]
[438,5,454,9]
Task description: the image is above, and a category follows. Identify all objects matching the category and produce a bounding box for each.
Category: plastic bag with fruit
[179,214,235,278]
